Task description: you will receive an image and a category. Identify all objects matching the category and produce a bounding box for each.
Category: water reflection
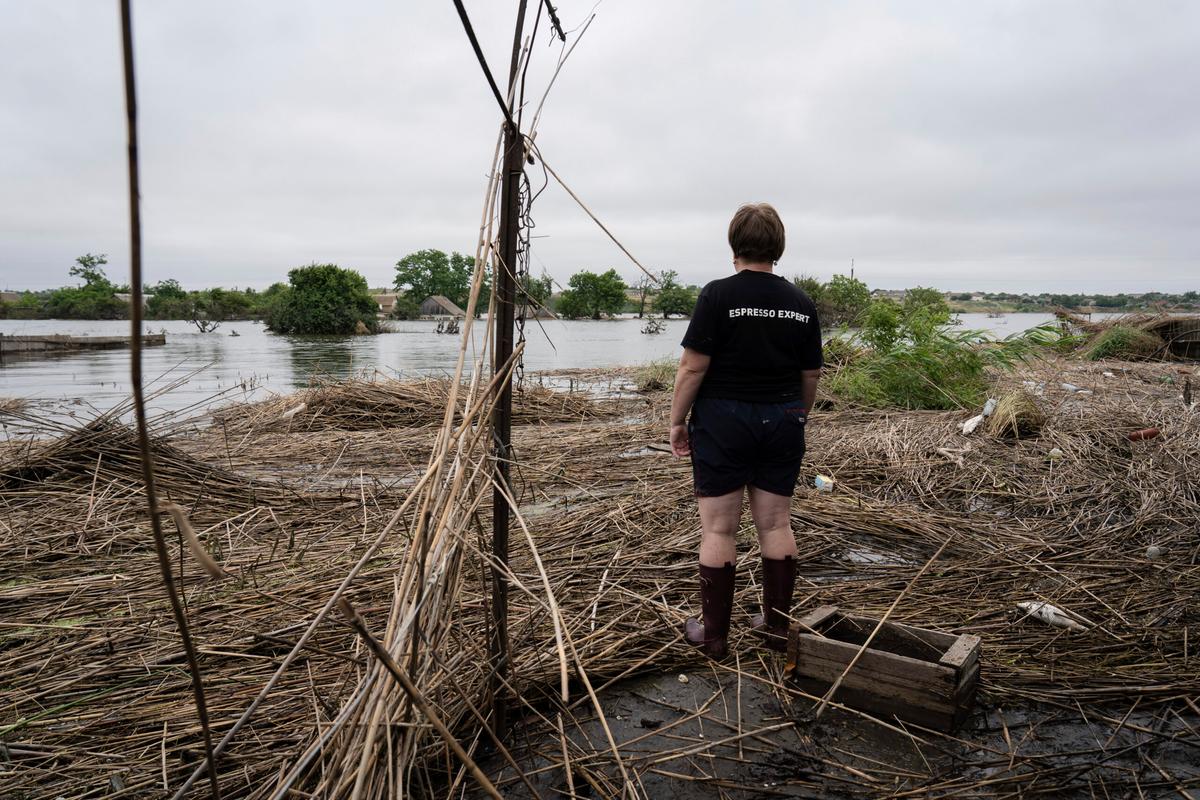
[286,336,361,387]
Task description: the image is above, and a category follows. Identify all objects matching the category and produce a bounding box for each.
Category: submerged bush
[265,263,379,335]
[1085,325,1164,361]
[827,298,1048,410]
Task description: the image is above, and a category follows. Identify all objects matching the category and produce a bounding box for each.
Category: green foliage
[390,294,422,320]
[264,263,379,335]
[144,281,268,321]
[826,274,871,325]
[69,253,111,288]
[828,298,1044,409]
[393,249,477,310]
[197,287,252,321]
[634,358,676,392]
[1085,325,1164,361]
[556,269,627,320]
[947,290,1200,313]
[45,254,128,319]
[819,335,862,366]
[652,270,697,318]
[518,273,554,309]
[902,286,951,323]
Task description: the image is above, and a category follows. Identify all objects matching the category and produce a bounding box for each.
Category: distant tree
[792,274,834,322]
[198,287,251,321]
[146,279,194,319]
[902,286,951,325]
[632,273,656,318]
[825,273,871,325]
[518,273,554,310]
[45,254,127,319]
[393,249,477,310]
[265,263,379,335]
[556,269,627,320]
[69,253,112,289]
[391,294,422,320]
[652,270,697,318]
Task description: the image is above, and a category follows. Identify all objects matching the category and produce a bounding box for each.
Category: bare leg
[748,487,796,559]
[697,488,744,566]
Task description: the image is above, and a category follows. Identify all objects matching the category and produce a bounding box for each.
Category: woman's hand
[670,423,691,457]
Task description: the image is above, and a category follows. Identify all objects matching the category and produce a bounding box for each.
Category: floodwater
[1,313,1065,416]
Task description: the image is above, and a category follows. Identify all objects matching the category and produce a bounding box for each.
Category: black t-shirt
[680,270,823,403]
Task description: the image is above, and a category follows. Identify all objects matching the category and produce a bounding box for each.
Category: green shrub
[390,294,421,320]
[1085,325,1164,361]
[827,298,1045,409]
[820,335,862,366]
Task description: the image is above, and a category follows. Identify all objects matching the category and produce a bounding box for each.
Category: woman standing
[669,203,823,658]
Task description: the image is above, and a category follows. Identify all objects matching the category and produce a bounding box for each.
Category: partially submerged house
[420,295,466,319]
[373,294,398,317]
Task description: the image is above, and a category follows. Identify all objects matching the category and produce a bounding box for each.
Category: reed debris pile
[1,360,1198,798]
[211,375,617,434]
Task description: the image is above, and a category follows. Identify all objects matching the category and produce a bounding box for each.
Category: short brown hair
[728,203,785,264]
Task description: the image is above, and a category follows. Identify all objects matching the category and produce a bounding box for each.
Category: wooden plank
[795,634,957,700]
[939,634,981,671]
[791,676,956,731]
[787,606,840,669]
[795,605,840,632]
[954,661,980,701]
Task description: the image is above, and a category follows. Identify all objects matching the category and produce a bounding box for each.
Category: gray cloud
[1,0,1197,293]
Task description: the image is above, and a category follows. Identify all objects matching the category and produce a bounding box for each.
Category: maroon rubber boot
[683,562,735,659]
[751,555,796,652]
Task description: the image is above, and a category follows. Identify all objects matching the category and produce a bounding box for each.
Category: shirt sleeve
[798,308,824,370]
[680,286,717,355]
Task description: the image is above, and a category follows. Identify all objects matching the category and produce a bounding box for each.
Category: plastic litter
[1127,427,1160,441]
[1016,601,1088,632]
[982,398,998,417]
[1061,383,1082,393]
[960,415,984,435]
[280,402,307,421]
[1047,447,1064,461]
[814,474,835,492]
[677,673,690,684]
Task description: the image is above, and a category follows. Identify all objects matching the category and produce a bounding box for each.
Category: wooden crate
[786,605,981,731]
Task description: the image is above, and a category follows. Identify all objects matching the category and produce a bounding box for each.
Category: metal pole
[490,0,529,737]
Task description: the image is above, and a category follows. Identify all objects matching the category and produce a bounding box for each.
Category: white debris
[1047,447,1064,461]
[982,398,998,417]
[677,673,690,684]
[960,414,984,435]
[814,474,835,492]
[1061,383,1082,393]
[1016,601,1088,632]
[280,402,307,420]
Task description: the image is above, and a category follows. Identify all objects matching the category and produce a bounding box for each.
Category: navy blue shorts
[688,397,807,497]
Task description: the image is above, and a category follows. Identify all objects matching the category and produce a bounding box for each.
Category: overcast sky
[2,1,1198,294]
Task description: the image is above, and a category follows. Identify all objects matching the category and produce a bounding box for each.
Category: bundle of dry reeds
[210,375,617,436]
